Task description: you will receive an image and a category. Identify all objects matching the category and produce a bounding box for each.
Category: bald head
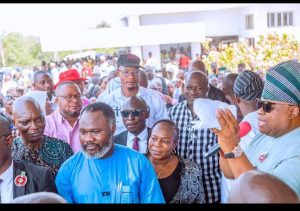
[55,81,80,96]
[12,192,67,203]
[139,70,148,88]
[122,96,148,111]
[0,114,11,136]
[12,96,42,119]
[189,60,207,74]
[186,71,208,87]
[228,170,299,203]
[223,73,238,93]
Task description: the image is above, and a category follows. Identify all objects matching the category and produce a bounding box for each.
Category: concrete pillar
[130,46,143,63]
[191,42,201,60]
[128,15,143,62]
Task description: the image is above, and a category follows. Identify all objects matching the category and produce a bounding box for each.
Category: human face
[121,101,149,135]
[257,100,297,137]
[155,82,163,93]
[100,77,109,90]
[79,111,115,158]
[56,84,82,118]
[4,99,14,115]
[13,102,45,143]
[45,97,53,115]
[0,121,13,164]
[119,66,140,90]
[184,76,208,106]
[34,74,54,95]
[148,122,177,160]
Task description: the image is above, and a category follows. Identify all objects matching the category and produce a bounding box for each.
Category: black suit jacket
[178,84,230,104]
[13,160,57,199]
[113,128,151,147]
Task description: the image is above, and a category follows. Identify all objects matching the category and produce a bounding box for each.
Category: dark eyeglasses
[256,99,295,113]
[121,109,146,118]
[256,99,275,113]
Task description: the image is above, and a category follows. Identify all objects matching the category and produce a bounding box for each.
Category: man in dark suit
[113,96,150,154]
[0,113,57,203]
[179,60,230,104]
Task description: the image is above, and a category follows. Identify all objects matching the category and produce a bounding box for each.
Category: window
[283,12,288,26]
[268,11,293,27]
[270,13,275,27]
[277,13,281,26]
[289,12,293,25]
[246,14,254,29]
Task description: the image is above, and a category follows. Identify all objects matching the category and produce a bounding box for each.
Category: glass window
[277,13,281,26]
[270,13,275,27]
[283,12,288,26]
[289,12,293,25]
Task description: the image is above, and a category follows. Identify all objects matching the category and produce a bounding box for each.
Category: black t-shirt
[158,161,182,203]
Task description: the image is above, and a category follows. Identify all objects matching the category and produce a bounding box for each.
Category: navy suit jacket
[113,128,151,147]
[13,160,57,199]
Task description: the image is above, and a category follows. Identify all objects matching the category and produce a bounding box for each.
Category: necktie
[132,136,140,152]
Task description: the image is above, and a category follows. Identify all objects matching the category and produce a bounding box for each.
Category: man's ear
[289,105,299,119]
[6,134,14,146]
[235,96,241,104]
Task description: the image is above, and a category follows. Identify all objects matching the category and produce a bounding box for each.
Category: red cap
[54,69,87,89]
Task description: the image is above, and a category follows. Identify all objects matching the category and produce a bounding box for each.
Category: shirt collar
[127,127,148,143]
[56,109,80,124]
[0,161,13,184]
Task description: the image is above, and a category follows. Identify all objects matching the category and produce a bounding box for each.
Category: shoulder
[58,151,82,170]
[113,131,127,140]
[15,160,50,175]
[42,135,74,157]
[115,144,148,163]
[169,101,186,113]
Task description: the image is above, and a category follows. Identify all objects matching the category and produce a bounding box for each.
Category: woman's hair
[146,119,179,156]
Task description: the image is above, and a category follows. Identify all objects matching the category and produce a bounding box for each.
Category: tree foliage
[202,33,300,74]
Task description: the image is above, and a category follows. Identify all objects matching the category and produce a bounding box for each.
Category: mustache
[82,142,101,149]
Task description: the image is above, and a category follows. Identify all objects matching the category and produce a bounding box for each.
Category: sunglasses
[121,109,146,118]
[256,99,295,113]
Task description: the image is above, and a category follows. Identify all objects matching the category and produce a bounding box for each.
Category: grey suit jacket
[13,160,57,199]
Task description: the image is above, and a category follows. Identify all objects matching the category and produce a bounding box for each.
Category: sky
[0,3,247,37]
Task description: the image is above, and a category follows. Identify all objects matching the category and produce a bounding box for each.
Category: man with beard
[55,102,165,203]
[44,81,82,153]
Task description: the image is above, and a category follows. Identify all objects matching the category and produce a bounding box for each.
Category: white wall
[238,4,300,41]
[140,8,242,37]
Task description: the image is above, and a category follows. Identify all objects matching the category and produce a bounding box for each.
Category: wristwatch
[224,145,243,158]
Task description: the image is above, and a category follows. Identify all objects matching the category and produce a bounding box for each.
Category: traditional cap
[234,70,264,101]
[117,53,143,69]
[54,69,87,89]
[261,60,300,105]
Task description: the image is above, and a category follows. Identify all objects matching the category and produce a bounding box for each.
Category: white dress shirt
[126,127,148,154]
[0,161,13,203]
[98,86,168,135]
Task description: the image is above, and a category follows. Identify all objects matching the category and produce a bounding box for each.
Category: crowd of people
[0,51,299,204]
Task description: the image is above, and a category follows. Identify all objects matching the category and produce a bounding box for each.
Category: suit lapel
[122,132,128,146]
[13,161,26,198]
